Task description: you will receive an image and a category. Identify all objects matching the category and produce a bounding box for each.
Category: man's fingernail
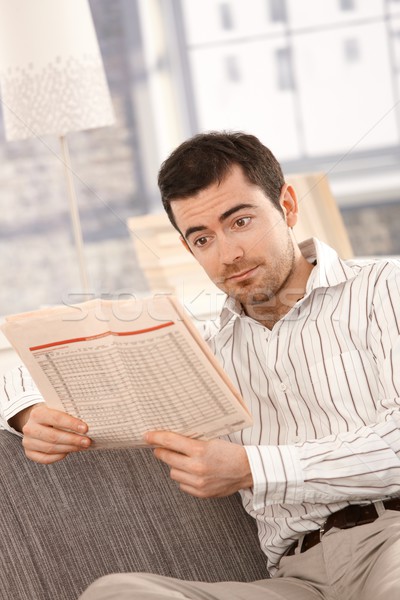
[81,437,90,447]
[78,424,86,433]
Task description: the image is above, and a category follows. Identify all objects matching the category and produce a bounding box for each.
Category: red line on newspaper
[29,321,175,351]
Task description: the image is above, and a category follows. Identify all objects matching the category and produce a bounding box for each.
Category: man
[1,132,400,599]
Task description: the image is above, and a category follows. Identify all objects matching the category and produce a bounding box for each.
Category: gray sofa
[0,430,269,599]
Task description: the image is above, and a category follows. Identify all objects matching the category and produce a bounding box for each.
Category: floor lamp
[0,0,115,294]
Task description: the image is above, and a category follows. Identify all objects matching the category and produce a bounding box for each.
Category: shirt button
[280,382,287,391]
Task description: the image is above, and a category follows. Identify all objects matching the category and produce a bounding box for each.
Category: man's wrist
[239,446,254,490]
[9,405,34,433]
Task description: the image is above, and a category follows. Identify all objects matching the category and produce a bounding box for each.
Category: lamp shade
[0,0,115,140]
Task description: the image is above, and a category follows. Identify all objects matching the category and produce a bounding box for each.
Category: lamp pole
[59,135,90,294]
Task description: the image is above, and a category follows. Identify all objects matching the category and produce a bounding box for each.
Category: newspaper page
[1,296,252,448]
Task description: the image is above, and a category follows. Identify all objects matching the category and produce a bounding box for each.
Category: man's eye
[194,236,208,247]
[234,217,251,228]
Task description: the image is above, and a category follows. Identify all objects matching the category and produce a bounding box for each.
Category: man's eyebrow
[219,203,255,223]
[184,204,256,240]
[184,225,207,240]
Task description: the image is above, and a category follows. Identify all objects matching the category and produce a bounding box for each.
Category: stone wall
[342,201,400,257]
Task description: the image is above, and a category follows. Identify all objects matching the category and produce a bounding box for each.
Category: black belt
[286,498,400,556]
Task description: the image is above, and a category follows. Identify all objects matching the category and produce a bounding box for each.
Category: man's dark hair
[158,131,285,231]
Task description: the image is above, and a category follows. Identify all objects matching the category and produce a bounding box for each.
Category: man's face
[170,165,300,312]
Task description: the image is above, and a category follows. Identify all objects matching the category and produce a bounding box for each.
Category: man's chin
[224,289,273,309]
[213,276,274,306]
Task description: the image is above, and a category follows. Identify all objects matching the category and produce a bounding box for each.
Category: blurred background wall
[1,0,399,315]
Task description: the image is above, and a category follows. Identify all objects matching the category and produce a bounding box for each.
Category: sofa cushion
[0,431,269,600]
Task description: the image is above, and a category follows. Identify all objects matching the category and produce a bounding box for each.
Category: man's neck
[243,256,315,330]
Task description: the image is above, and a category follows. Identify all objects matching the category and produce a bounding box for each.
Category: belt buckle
[319,519,328,541]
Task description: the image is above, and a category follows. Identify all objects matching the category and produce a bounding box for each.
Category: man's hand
[10,404,91,464]
[145,431,253,498]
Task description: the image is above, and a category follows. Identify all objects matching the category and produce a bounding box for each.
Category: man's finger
[145,430,201,455]
[31,404,88,433]
[23,419,91,446]
[178,483,211,498]
[22,436,91,455]
[25,450,69,465]
[153,446,193,470]
[169,467,203,488]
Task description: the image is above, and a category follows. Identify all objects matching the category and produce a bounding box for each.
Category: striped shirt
[203,238,400,573]
[1,238,400,574]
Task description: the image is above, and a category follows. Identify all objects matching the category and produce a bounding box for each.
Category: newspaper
[1,296,252,449]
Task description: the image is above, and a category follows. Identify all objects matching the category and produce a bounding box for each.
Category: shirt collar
[219,238,358,325]
[219,295,243,329]
[301,237,357,294]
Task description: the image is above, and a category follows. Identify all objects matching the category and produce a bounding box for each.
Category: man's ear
[180,236,193,255]
[279,183,298,228]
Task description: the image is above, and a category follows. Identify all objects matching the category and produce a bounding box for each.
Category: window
[344,38,360,62]
[219,3,234,30]
[339,0,355,11]
[225,55,241,82]
[275,47,295,90]
[268,0,287,23]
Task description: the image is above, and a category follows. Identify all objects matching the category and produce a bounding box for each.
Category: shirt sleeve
[245,261,400,511]
[245,444,304,509]
[0,365,44,436]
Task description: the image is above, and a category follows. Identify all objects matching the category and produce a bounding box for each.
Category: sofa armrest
[0,431,269,600]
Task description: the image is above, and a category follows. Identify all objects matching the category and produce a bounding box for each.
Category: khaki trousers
[79,510,400,600]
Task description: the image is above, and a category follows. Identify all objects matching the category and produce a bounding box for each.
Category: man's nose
[218,238,244,264]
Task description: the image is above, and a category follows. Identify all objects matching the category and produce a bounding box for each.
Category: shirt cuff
[245,445,304,510]
[3,392,44,422]
[1,365,44,436]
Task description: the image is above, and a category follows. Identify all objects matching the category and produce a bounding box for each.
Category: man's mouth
[224,265,259,282]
